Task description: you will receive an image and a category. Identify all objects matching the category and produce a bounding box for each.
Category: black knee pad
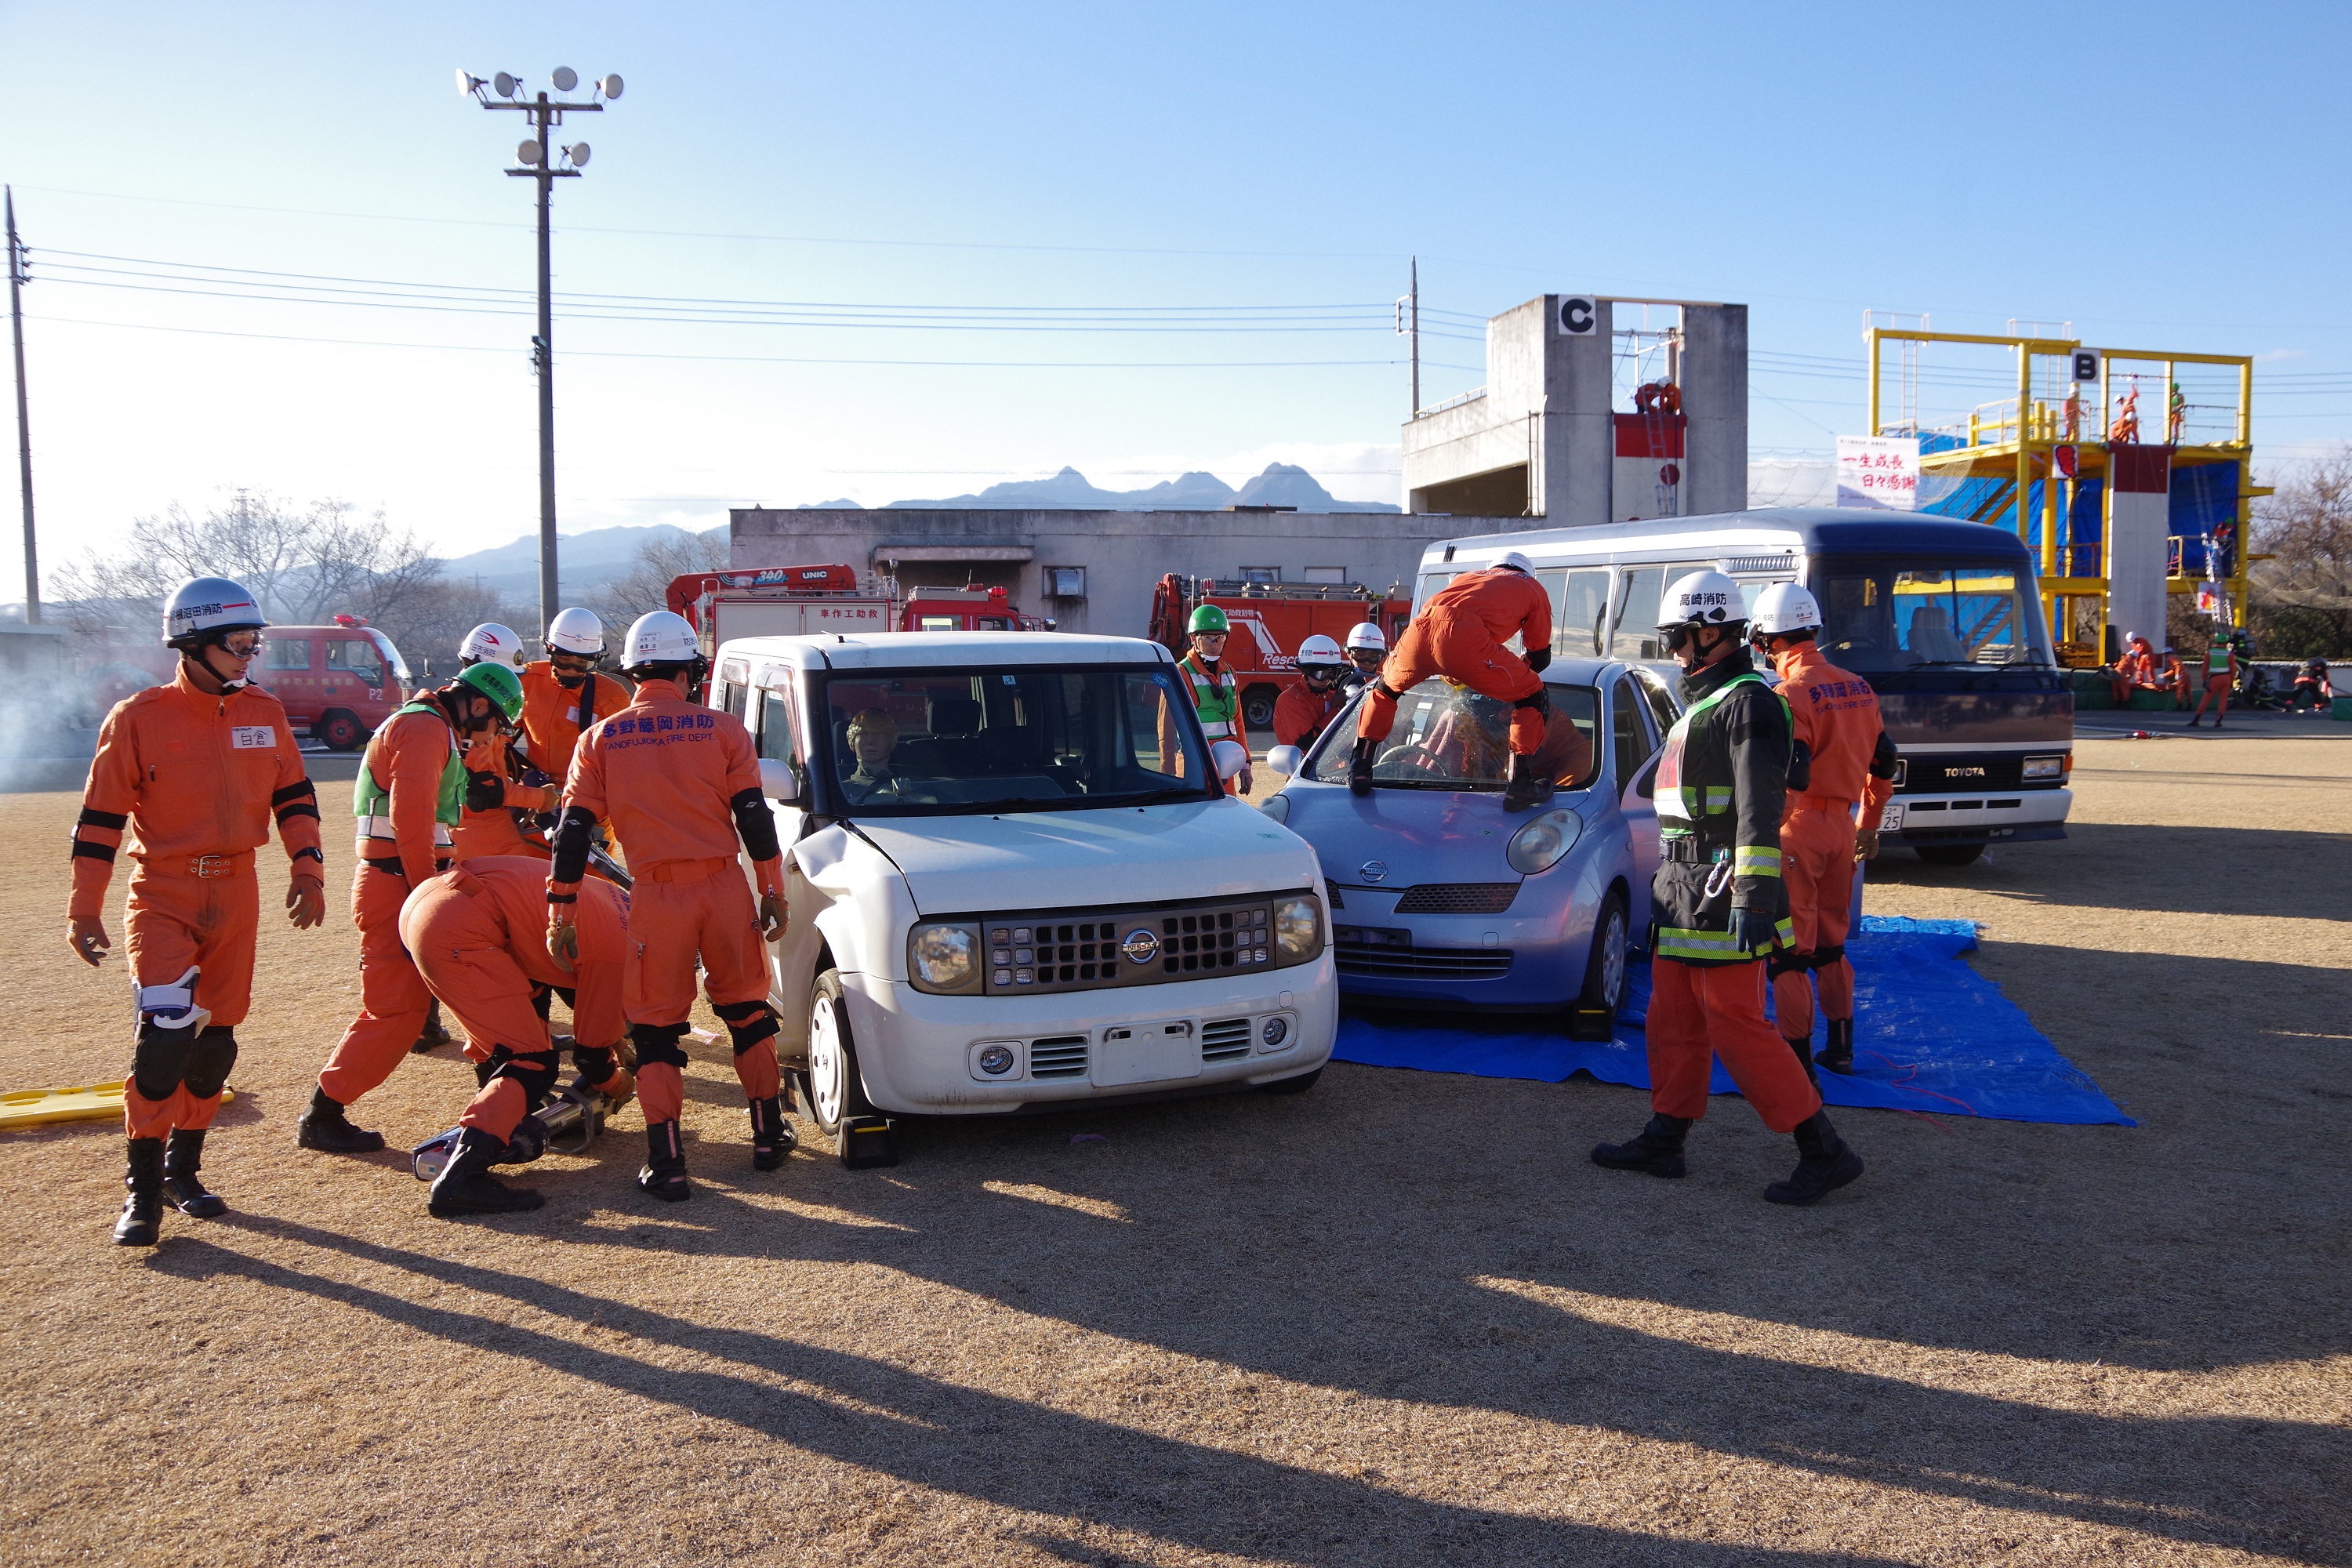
[572,1042,621,1085]
[631,1022,691,1070]
[1512,689,1551,717]
[713,999,779,1056]
[1808,944,1847,972]
[182,1026,238,1099]
[129,1022,196,1103]
[487,1049,560,1112]
[1766,949,1811,981]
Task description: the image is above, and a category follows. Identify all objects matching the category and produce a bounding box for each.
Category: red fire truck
[1147,575,1413,734]
[667,565,1051,655]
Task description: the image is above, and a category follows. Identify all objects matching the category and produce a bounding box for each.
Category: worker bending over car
[1749,583,1897,1079]
[1591,569,1865,1207]
[70,577,328,1246]
[1352,551,1556,811]
[550,610,788,1202]
[1274,633,1351,752]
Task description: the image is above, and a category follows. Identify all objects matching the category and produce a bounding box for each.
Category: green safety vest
[2206,645,2233,674]
[1180,653,1240,739]
[1651,669,1795,964]
[352,701,464,829]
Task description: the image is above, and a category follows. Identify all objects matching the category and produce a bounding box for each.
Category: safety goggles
[1301,665,1343,684]
[1191,631,1229,645]
[1660,622,1703,655]
[548,649,599,670]
[214,632,265,659]
[1348,650,1383,667]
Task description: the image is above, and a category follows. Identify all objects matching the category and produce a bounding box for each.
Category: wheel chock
[1565,1006,1615,1043]
[837,1115,898,1169]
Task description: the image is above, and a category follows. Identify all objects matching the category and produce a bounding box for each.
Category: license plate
[1878,802,1906,831]
[1092,1022,1204,1088]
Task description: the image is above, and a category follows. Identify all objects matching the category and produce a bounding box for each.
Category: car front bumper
[1878,786,2071,847]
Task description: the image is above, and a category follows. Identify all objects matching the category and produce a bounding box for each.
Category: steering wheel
[1377,742,1447,777]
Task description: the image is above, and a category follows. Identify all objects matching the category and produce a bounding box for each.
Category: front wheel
[318,710,365,752]
[803,970,876,1137]
[1915,844,1985,868]
[1242,684,1279,733]
[1567,891,1628,1040]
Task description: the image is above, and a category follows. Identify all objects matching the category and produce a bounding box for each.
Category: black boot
[1784,1035,1820,1089]
[411,997,452,1054]
[1764,1110,1865,1206]
[1815,1018,1854,1076]
[1501,753,1555,813]
[637,1120,691,1202]
[296,1085,386,1154]
[1591,1112,1692,1178]
[428,1127,546,1218]
[1348,736,1377,797]
[113,1138,165,1246]
[749,1095,794,1171]
[160,1129,227,1218]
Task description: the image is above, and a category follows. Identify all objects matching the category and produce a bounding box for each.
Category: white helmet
[620,610,701,671]
[1494,550,1535,575]
[545,606,606,657]
[459,622,524,667]
[1748,582,1822,637]
[1295,633,1345,670]
[162,576,267,645]
[1657,568,1746,631]
[1344,621,1387,653]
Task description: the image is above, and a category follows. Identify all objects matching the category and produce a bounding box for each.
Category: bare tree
[2249,448,2352,655]
[591,528,729,630]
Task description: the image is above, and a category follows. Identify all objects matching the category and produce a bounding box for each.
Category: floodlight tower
[458,65,620,640]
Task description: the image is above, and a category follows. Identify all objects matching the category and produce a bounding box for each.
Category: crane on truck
[668,565,1050,656]
[1148,574,1412,735]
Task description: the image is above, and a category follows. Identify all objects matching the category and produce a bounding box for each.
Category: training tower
[1865,319,2259,665]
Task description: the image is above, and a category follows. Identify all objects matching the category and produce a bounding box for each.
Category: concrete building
[729,506,1523,639]
[1403,294,1748,525]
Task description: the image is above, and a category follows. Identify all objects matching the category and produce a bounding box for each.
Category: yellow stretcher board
[0,1082,234,1131]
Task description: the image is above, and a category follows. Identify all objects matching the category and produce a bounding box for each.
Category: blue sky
[2,0,2345,591]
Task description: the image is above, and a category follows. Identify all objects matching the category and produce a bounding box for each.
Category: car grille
[1200,1017,1252,1062]
[1900,754,2026,793]
[972,893,1301,996]
[1334,931,1514,980]
[1028,1036,1089,1079]
[1393,882,1519,914]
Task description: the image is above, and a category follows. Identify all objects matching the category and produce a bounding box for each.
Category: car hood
[848,800,1323,917]
[1278,782,1597,889]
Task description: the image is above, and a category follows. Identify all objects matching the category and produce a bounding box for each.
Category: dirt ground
[2,725,2347,1567]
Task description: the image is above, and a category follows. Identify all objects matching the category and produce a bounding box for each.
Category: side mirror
[1265,744,1305,777]
[758,756,800,804]
[1211,739,1249,782]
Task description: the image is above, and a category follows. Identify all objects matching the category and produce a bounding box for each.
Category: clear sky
[2,0,2346,593]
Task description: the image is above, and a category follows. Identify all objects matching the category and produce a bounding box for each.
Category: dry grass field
[2,727,2347,1566]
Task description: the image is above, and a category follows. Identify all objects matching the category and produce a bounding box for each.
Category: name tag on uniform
[230,726,274,750]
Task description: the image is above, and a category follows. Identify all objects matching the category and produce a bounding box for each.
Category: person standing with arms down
[1590,571,1865,1206]
[297,662,524,1153]
[2187,630,2238,728]
[520,607,625,787]
[1160,604,1251,796]
[549,611,788,1202]
[70,578,329,1245]
[1350,551,1555,811]
[1748,583,1898,1079]
[1272,634,1351,753]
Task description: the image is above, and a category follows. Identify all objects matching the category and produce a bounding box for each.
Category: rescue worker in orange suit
[451,622,558,866]
[1160,604,1250,796]
[520,605,625,788]
[1591,571,1866,1206]
[296,660,526,1154]
[1749,583,1898,1080]
[1272,633,1350,753]
[2107,633,2158,707]
[2187,631,2240,728]
[1352,550,1557,811]
[549,610,788,1202]
[70,577,328,1246]
[1340,620,1387,695]
[399,856,634,1217]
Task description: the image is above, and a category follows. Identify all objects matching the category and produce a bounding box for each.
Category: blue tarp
[1330,915,2135,1126]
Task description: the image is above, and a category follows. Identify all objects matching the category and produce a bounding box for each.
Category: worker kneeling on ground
[1591,570,1865,1206]
[550,610,788,1202]
[71,577,328,1246]
[1352,550,1556,811]
[1749,583,1897,1080]
[300,660,524,1155]
[400,855,633,1217]
[1274,633,1351,752]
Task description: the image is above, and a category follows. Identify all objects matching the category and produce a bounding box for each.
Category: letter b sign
[1555,296,1597,336]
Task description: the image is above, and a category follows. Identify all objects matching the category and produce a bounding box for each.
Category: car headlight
[1505,808,1584,876]
[1259,792,1291,825]
[908,922,981,993]
[1273,895,1323,964]
[2022,753,2065,781]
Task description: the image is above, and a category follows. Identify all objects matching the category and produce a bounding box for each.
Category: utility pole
[1395,256,1421,419]
[459,66,620,640]
[5,187,35,625]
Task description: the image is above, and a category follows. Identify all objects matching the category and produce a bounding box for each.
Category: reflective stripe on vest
[1654,914,1795,964]
[2208,646,2232,673]
[1654,670,1781,830]
[1181,655,1239,736]
[351,701,464,832]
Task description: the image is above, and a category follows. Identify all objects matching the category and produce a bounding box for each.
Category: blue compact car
[1258,659,1683,1036]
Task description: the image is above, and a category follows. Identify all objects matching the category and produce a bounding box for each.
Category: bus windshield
[1810,557,2053,671]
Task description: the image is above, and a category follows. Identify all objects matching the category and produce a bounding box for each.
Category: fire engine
[1147,575,1412,733]
[667,565,1051,656]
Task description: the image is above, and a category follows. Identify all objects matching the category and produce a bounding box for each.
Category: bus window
[1535,568,1610,658]
[1813,560,2052,670]
[1611,568,1664,660]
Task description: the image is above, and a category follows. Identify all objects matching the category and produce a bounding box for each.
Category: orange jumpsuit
[71,668,325,1139]
[2109,640,2157,706]
[452,727,557,863]
[315,704,459,1108]
[555,678,784,1127]
[1768,643,1894,1043]
[520,662,624,789]
[1273,681,1347,750]
[1359,568,1553,754]
[401,857,630,1143]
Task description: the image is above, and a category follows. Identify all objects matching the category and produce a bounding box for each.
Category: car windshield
[1308,680,1599,791]
[813,665,1219,815]
[1810,557,2054,671]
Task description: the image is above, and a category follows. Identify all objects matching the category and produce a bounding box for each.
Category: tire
[1915,844,1985,867]
[1568,891,1629,1040]
[318,710,365,752]
[1255,1066,1321,1095]
[1242,685,1279,733]
[804,969,876,1138]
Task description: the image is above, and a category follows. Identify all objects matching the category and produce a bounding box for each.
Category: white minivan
[708,632,1335,1149]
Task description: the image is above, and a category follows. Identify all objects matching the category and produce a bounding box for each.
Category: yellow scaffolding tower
[1865,326,2263,667]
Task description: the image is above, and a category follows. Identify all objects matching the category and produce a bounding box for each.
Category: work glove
[1731,905,1780,956]
[1853,828,1881,862]
[547,913,579,971]
[758,889,788,944]
[68,915,111,967]
[286,876,327,931]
